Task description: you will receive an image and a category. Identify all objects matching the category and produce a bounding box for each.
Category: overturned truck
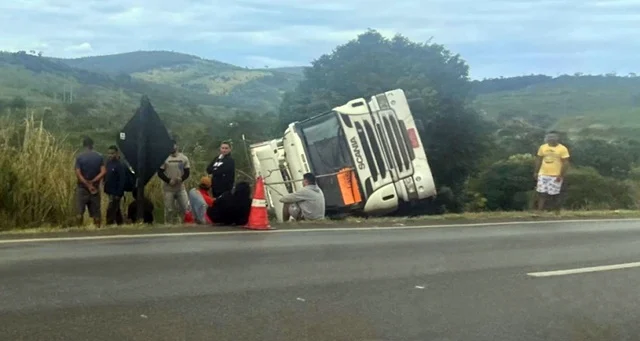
[250,89,437,222]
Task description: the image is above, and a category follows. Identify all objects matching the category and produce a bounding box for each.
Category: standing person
[157,140,191,224]
[534,131,570,211]
[206,141,235,198]
[104,145,126,225]
[74,137,106,226]
[279,173,326,221]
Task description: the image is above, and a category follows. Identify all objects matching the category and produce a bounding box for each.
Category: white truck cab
[250,89,437,222]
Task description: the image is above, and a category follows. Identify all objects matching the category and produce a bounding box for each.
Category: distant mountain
[3,49,640,134]
[52,51,304,111]
[0,50,303,114]
[52,51,235,75]
[471,74,640,133]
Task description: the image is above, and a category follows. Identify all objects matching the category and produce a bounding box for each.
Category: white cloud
[107,7,144,24]
[64,42,93,53]
[0,0,638,77]
[244,55,300,68]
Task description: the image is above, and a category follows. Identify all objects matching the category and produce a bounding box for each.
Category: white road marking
[0,218,638,245]
[414,285,425,289]
[296,297,306,302]
[527,261,640,278]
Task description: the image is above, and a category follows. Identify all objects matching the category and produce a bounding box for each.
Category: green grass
[290,209,640,227]
[2,210,639,238]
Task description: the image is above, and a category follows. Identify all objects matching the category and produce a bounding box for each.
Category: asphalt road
[2,220,640,341]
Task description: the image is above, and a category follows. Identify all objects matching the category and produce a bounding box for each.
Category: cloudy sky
[1,0,638,79]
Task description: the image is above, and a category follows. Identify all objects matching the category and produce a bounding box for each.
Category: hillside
[56,51,303,111]
[1,51,302,114]
[3,49,640,138]
[471,74,640,137]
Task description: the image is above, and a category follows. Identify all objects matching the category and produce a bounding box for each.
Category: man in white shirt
[157,140,191,224]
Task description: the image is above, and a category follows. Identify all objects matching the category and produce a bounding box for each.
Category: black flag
[117,96,174,189]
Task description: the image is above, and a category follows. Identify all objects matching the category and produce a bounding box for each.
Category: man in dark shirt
[74,137,106,226]
[206,141,235,198]
[104,145,126,225]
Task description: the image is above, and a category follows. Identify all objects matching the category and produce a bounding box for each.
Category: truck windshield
[298,112,352,176]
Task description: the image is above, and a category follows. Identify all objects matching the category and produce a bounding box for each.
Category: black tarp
[117,96,173,188]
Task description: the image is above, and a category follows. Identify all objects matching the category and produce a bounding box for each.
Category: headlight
[403,177,416,193]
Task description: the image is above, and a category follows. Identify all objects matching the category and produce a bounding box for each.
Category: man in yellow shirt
[534,131,570,211]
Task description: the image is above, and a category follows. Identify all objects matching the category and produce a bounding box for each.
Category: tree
[570,138,634,179]
[563,167,635,210]
[489,119,546,163]
[279,29,490,212]
[473,154,535,211]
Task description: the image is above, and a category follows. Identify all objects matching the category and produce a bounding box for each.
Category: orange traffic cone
[245,176,273,230]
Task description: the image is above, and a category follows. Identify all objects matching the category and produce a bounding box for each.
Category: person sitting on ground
[188,176,215,224]
[279,173,325,221]
[127,192,155,224]
[206,181,252,226]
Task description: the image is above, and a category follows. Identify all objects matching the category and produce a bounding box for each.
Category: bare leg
[89,193,102,227]
[537,193,547,211]
[550,194,561,214]
[282,204,291,221]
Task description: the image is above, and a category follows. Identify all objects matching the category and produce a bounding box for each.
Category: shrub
[630,167,640,181]
[473,154,535,211]
[570,138,634,179]
[471,154,637,212]
[563,167,636,210]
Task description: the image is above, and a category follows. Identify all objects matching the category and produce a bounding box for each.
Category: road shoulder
[1,210,639,241]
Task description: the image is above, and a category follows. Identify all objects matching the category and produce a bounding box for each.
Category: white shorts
[536,175,563,196]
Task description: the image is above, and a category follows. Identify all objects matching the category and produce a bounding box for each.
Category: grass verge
[1,210,639,240]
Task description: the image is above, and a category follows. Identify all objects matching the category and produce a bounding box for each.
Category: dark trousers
[106,195,124,225]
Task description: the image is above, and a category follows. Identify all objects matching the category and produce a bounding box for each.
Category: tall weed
[0,114,166,229]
